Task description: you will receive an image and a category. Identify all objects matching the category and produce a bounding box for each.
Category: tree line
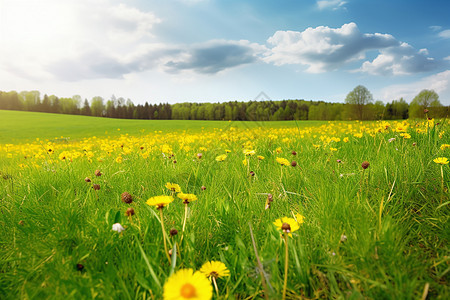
[0,86,448,121]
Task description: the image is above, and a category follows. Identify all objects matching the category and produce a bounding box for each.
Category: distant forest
[0,88,448,121]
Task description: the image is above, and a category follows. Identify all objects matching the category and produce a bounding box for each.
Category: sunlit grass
[0,111,449,299]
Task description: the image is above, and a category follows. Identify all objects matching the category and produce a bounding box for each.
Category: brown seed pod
[291,161,297,167]
[267,193,273,202]
[125,208,135,216]
[281,222,291,232]
[201,185,206,191]
[121,192,133,204]
[93,184,101,190]
[170,228,178,236]
[291,151,297,156]
[197,153,203,159]
[94,169,102,177]
[85,177,91,183]
[249,171,255,176]
[361,161,370,169]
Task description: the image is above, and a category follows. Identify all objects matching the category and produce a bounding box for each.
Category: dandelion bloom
[276,147,282,154]
[257,155,265,160]
[440,144,450,150]
[166,182,182,193]
[400,133,411,139]
[276,157,290,167]
[294,213,305,224]
[433,157,449,165]
[200,261,230,279]
[243,149,255,156]
[274,217,300,237]
[163,268,212,300]
[146,195,174,209]
[225,149,231,153]
[178,192,198,204]
[215,154,227,162]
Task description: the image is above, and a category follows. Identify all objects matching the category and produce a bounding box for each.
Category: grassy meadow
[0,110,449,299]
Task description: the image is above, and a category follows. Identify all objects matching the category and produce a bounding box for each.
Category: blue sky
[1,0,450,105]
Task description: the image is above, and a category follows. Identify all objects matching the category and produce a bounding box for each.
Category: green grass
[0,111,449,299]
[0,110,324,143]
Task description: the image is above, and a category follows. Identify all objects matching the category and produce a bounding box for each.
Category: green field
[0,110,449,299]
[0,110,325,143]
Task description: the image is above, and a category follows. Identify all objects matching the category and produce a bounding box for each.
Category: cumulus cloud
[378,70,450,103]
[164,40,267,74]
[359,43,440,75]
[317,0,347,10]
[438,29,450,39]
[264,23,398,73]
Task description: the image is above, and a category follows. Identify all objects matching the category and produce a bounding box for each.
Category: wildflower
[243,149,255,156]
[177,192,198,204]
[163,268,212,300]
[121,192,133,204]
[291,151,297,155]
[388,138,396,143]
[170,228,178,237]
[95,169,102,176]
[294,213,305,224]
[265,193,274,210]
[146,195,174,209]
[215,154,227,162]
[242,159,247,166]
[93,184,100,190]
[257,155,265,160]
[274,217,300,237]
[200,261,230,279]
[225,149,231,153]
[115,156,123,163]
[125,208,135,216]
[166,182,182,193]
[433,157,449,165]
[361,161,370,169]
[330,147,337,152]
[112,223,125,233]
[84,177,91,183]
[276,157,290,167]
[343,137,349,143]
[249,171,255,176]
[291,161,297,167]
[276,147,282,154]
[440,144,450,151]
[199,147,208,152]
[201,186,207,191]
[400,133,411,139]
[197,153,203,159]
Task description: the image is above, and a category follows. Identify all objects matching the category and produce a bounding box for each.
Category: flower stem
[282,234,289,300]
[159,207,171,263]
[440,165,444,205]
[212,276,219,298]
[182,203,188,232]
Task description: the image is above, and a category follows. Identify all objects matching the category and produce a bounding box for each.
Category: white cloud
[317,0,347,10]
[359,42,439,75]
[0,0,161,81]
[429,25,442,31]
[438,29,450,39]
[264,22,398,73]
[378,70,450,103]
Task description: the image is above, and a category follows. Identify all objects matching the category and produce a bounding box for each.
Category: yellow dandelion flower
[276,157,290,167]
[353,133,363,138]
[225,149,231,153]
[294,213,305,224]
[243,149,255,156]
[329,147,337,152]
[146,195,174,209]
[242,159,247,166]
[257,155,265,160]
[177,192,198,204]
[200,261,230,279]
[166,182,182,193]
[199,147,208,152]
[276,147,282,154]
[400,133,411,139]
[440,144,450,151]
[115,156,123,163]
[163,268,212,300]
[273,217,300,237]
[343,137,349,143]
[215,154,227,162]
[433,157,449,165]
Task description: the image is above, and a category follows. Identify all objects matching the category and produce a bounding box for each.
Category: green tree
[91,97,105,117]
[409,89,441,118]
[345,85,373,120]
